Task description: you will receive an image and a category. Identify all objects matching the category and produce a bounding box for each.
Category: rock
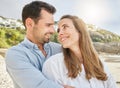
[94,42,120,54]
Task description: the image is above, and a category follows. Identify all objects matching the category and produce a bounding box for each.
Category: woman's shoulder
[45,53,64,65]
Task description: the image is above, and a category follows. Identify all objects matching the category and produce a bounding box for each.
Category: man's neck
[27,36,47,57]
[38,44,47,57]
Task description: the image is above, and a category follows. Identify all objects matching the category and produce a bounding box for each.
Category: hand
[63,85,75,88]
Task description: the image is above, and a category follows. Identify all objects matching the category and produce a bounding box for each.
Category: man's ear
[25,18,34,29]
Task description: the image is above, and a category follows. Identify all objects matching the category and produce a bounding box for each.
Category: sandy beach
[0,49,120,88]
[100,54,120,88]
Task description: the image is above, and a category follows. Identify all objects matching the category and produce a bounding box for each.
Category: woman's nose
[58,29,64,36]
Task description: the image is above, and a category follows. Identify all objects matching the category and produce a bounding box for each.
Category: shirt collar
[21,37,49,50]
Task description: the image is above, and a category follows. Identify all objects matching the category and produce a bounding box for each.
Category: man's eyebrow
[46,23,54,25]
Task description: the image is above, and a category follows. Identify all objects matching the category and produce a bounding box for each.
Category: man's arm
[5,48,63,88]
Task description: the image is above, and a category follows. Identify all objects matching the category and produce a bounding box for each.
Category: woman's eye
[57,28,60,33]
[57,25,69,33]
[63,25,69,29]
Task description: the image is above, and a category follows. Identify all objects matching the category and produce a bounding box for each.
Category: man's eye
[46,23,52,27]
[47,24,51,27]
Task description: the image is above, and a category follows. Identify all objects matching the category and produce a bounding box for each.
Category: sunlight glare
[75,1,111,25]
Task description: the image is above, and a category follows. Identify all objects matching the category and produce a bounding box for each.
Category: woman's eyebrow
[61,24,67,27]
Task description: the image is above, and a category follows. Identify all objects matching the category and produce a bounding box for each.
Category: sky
[0,0,120,35]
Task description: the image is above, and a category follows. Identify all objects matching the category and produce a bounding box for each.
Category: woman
[42,15,118,88]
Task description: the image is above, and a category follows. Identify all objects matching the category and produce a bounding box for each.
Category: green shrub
[0,28,25,48]
[50,32,59,43]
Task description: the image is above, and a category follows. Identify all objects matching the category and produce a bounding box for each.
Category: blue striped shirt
[5,37,63,88]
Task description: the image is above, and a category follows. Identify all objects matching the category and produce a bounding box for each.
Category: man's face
[28,9,55,45]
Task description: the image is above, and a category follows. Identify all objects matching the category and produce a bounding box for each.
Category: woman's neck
[70,46,82,60]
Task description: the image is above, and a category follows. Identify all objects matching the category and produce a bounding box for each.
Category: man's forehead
[40,9,53,17]
[40,14,54,22]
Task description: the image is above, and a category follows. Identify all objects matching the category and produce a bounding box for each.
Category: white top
[42,53,118,88]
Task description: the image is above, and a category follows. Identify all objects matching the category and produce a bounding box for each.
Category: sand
[100,54,120,88]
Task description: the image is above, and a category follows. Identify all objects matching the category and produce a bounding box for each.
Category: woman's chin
[62,44,69,49]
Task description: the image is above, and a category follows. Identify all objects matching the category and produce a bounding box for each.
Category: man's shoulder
[8,43,27,52]
[6,42,31,56]
[5,43,34,63]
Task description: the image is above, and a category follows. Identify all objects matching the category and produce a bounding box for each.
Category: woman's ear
[25,18,34,29]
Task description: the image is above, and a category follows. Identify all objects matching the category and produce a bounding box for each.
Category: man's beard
[44,38,50,43]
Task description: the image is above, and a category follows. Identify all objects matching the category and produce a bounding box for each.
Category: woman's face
[58,18,80,49]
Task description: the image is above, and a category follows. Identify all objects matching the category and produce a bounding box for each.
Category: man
[5,1,73,88]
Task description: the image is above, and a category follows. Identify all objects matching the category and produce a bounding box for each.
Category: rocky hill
[87,24,120,54]
[87,24,120,43]
[93,42,120,54]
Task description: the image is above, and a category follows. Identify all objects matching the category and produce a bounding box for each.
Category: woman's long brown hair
[60,15,107,80]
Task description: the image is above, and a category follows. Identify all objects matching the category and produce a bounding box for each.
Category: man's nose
[50,26,55,33]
